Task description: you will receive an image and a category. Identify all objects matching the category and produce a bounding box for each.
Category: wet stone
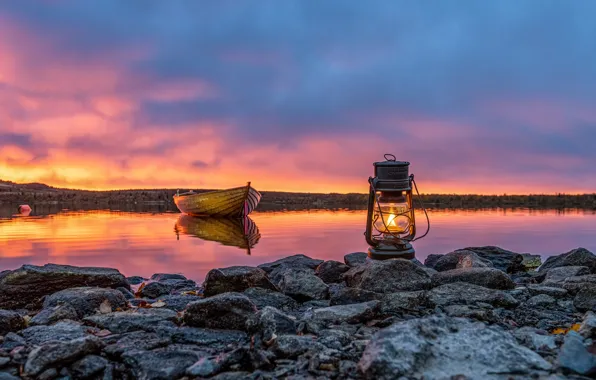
[258,254,324,274]
[122,349,203,380]
[83,308,179,334]
[0,310,25,335]
[43,287,128,319]
[184,292,257,330]
[243,287,298,311]
[203,266,277,297]
[344,252,368,267]
[21,320,89,345]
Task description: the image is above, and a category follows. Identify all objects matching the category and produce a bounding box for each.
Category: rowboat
[173,182,261,217]
[174,215,261,254]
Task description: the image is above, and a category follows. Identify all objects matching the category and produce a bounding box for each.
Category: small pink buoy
[18,205,31,216]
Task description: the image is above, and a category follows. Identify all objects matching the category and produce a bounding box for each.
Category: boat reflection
[174,214,261,255]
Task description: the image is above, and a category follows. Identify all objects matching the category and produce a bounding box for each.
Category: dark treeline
[1,180,595,210]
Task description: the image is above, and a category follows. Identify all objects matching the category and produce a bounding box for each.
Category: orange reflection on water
[0,209,595,282]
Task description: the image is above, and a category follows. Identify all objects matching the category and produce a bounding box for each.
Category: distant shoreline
[1,180,595,210]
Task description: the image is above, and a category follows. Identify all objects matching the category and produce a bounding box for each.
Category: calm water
[0,208,595,282]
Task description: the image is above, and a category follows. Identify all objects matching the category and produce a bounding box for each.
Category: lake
[1,207,595,282]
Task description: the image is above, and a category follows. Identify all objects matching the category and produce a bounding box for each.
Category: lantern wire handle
[384,153,396,161]
[410,174,430,242]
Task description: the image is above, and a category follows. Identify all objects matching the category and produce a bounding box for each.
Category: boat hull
[173,185,261,217]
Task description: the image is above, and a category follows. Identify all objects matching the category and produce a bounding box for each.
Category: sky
[0,0,595,194]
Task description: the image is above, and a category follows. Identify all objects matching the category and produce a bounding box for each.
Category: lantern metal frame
[364,154,430,260]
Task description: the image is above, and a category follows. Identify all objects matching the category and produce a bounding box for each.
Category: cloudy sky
[1,0,595,194]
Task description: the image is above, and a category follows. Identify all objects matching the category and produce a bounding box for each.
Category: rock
[513,327,557,351]
[246,306,296,343]
[308,301,380,324]
[70,355,108,379]
[21,320,89,345]
[579,311,596,339]
[442,305,496,322]
[139,282,171,298]
[329,287,381,306]
[423,254,443,268]
[184,292,257,330]
[242,288,297,311]
[410,258,438,276]
[0,310,25,335]
[43,287,128,319]
[122,349,202,380]
[103,331,171,357]
[156,294,201,312]
[521,254,542,270]
[23,336,103,376]
[428,250,493,272]
[315,261,350,284]
[0,264,129,309]
[540,248,596,273]
[271,335,322,358]
[117,287,135,299]
[0,373,19,380]
[84,308,178,333]
[358,315,551,379]
[318,329,352,350]
[573,284,596,312]
[527,285,568,298]
[203,266,276,297]
[344,252,368,267]
[379,291,428,315]
[258,254,324,274]
[274,268,329,301]
[526,294,557,308]
[166,327,248,349]
[344,259,431,293]
[150,273,187,281]
[557,331,596,375]
[126,276,147,285]
[543,266,590,284]
[428,282,519,308]
[431,267,515,290]
[30,304,79,326]
[464,246,527,273]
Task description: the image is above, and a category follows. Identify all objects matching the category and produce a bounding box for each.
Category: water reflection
[174,215,261,255]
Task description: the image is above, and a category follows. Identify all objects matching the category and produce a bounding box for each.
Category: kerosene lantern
[364,154,429,259]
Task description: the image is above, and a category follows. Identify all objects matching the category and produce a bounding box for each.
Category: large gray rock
[270,335,323,359]
[308,301,380,324]
[329,287,382,306]
[561,274,596,295]
[574,284,596,312]
[512,327,557,351]
[150,273,187,281]
[557,331,596,376]
[184,292,257,330]
[84,308,178,333]
[543,266,590,284]
[258,254,324,274]
[30,304,79,326]
[274,268,329,301]
[140,279,197,298]
[344,252,368,267]
[165,326,248,349]
[428,282,519,308]
[358,315,551,379]
[242,287,297,311]
[315,261,350,284]
[0,310,25,335]
[540,248,596,273]
[246,306,296,343]
[464,246,527,273]
[23,336,103,376]
[122,349,203,380]
[42,287,128,320]
[431,267,515,290]
[579,311,596,339]
[379,291,429,315]
[526,294,557,308]
[70,355,108,379]
[0,264,129,309]
[527,285,568,298]
[344,259,431,293]
[21,320,89,345]
[203,266,276,297]
[103,331,171,357]
[427,250,493,272]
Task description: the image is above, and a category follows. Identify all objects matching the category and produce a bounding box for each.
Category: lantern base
[368,243,415,260]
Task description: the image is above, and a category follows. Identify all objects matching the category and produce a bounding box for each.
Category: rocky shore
[1,246,596,379]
